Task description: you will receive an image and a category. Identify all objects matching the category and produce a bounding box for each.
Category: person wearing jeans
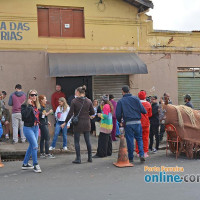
[116,85,147,163]
[8,84,26,143]
[49,97,70,150]
[50,121,68,149]
[23,125,39,166]
[21,89,42,173]
[125,123,144,161]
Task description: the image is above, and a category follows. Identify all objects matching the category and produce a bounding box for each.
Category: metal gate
[93,75,129,102]
[178,71,200,110]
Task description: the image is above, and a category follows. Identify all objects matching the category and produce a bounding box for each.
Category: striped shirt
[100,104,113,134]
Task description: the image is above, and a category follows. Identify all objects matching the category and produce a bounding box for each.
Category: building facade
[0,0,200,121]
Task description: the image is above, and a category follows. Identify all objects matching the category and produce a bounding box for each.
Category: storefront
[178,68,200,109]
[49,53,148,101]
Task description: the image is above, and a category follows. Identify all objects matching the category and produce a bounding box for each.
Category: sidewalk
[0,133,167,157]
[0,134,120,157]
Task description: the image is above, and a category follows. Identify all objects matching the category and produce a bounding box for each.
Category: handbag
[72,98,85,126]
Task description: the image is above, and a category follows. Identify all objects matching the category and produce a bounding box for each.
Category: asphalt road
[0,150,200,200]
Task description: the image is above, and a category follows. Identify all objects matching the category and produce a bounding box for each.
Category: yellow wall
[1,0,200,53]
[0,0,140,52]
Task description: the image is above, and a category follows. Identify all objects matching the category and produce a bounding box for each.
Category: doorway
[56,76,92,103]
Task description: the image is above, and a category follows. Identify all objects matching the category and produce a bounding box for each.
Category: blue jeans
[125,124,144,160]
[23,125,39,166]
[51,121,67,148]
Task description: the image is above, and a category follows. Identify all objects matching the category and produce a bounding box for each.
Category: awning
[49,53,148,77]
[123,0,154,11]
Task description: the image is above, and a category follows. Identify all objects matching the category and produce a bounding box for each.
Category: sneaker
[140,156,145,162]
[33,164,42,173]
[136,153,139,158]
[129,159,134,163]
[92,154,100,158]
[46,154,55,159]
[40,153,46,158]
[22,163,34,170]
[63,147,68,151]
[153,148,157,153]
[5,134,9,139]
[49,146,55,150]
[72,159,81,164]
[144,152,149,158]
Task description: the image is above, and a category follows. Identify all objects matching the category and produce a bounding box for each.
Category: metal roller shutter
[178,72,200,110]
[93,75,129,102]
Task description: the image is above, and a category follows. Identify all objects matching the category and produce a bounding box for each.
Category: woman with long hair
[90,99,99,136]
[38,95,55,158]
[21,89,41,173]
[61,85,95,164]
[49,97,70,150]
[93,95,113,158]
[109,94,118,141]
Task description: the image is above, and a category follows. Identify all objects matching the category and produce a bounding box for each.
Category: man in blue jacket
[116,85,147,163]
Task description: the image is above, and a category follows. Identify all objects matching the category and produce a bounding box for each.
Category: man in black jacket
[149,96,159,153]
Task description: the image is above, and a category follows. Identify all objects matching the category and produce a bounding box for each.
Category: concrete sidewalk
[0,134,121,157]
[0,133,167,158]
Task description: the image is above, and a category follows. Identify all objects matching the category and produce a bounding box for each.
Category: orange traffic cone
[0,155,4,168]
[113,134,134,168]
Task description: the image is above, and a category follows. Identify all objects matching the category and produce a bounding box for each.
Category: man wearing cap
[135,90,152,158]
[116,85,147,163]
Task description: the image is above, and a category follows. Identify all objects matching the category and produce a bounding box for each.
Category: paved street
[0,150,200,200]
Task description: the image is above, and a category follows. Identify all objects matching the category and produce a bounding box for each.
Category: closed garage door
[178,71,200,110]
[93,75,129,102]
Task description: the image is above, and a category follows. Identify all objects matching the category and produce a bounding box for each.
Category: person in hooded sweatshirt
[8,84,26,144]
[135,90,152,158]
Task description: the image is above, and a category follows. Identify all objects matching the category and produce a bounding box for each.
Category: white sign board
[65,24,70,28]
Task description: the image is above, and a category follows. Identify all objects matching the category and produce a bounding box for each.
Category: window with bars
[37,7,85,38]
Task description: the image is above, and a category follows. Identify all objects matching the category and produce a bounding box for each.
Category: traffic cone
[0,155,4,168]
[113,134,134,168]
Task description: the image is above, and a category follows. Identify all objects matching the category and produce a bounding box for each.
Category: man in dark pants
[149,96,159,153]
[116,85,147,163]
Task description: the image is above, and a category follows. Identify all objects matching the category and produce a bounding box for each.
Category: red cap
[138,91,146,100]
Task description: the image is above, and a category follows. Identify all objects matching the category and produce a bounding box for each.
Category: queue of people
[0,83,196,173]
